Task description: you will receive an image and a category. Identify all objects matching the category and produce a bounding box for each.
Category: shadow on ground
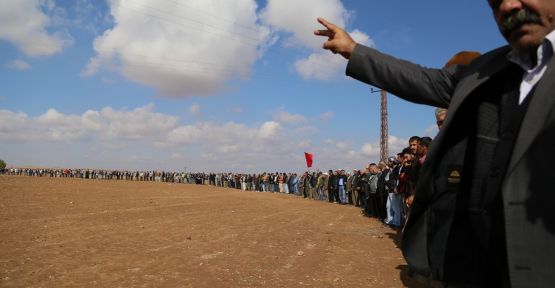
[386,231,430,288]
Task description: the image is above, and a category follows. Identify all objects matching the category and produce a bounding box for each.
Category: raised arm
[315,18,457,108]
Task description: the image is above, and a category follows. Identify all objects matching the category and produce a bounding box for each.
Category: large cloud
[0,0,71,57]
[84,0,271,97]
[1,105,380,172]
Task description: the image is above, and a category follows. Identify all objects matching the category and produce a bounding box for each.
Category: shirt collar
[507,29,555,71]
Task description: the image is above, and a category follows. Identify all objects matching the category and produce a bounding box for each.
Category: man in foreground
[315,1,555,287]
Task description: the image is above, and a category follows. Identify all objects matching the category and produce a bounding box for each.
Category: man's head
[409,136,421,154]
[368,163,378,174]
[402,148,414,165]
[417,137,432,156]
[489,0,555,53]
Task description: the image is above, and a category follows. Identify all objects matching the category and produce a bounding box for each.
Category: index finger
[317,17,337,31]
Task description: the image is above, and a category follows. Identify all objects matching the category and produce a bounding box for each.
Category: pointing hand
[314,17,356,59]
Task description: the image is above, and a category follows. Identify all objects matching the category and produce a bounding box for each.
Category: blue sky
[0,0,506,172]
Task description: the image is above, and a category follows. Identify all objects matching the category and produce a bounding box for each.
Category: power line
[118,0,266,46]
[161,0,266,35]
[111,0,344,71]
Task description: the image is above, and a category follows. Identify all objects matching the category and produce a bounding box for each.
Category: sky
[0,0,507,173]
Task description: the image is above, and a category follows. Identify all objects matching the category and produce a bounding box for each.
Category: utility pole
[380,89,388,163]
[371,88,388,163]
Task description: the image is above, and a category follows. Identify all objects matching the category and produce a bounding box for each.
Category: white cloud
[350,29,374,48]
[0,108,94,142]
[0,105,382,172]
[84,0,271,97]
[295,52,346,80]
[361,143,379,157]
[360,135,408,159]
[336,142,347,150]
[261,0,349,50]
[166,121,281,148]
[273,108,307,125]
[167,125,203,145]
[388,135,409,155]
[294,28,373,80]
[6,59,31,70]
[0,0,72,57]
[259,121,281,139]
[188,104,201,116]
[0,104,178,143]
[99,104,179,140]
[262,0,373,80]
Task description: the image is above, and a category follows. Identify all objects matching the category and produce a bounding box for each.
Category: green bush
[0,159,6,170]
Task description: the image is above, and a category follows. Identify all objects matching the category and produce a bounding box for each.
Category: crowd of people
[1,133,436,230]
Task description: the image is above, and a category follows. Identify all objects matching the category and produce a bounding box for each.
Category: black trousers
[376,193,387,220]
[328,187,338,202]
[365,193,377,217]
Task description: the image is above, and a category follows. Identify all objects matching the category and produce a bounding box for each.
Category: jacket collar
[507,54,555,175]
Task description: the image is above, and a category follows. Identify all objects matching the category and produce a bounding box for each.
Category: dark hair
[419,136,432,147]
[402,147,412,155]
[409,136,421,143]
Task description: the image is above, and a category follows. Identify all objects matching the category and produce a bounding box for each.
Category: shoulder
[451,46,512,79]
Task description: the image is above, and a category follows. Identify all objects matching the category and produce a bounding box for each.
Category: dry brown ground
[0,175,427,287]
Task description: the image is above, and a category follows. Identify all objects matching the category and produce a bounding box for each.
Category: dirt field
[0,175,426,287]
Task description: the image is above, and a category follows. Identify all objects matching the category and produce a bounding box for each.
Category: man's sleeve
[346,44,459,108]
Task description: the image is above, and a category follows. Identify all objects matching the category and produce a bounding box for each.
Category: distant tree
[0,159,5,170]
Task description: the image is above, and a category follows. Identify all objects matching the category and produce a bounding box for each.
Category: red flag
[304,152,313,168]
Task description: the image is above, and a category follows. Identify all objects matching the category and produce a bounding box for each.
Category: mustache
[501,9,542,35]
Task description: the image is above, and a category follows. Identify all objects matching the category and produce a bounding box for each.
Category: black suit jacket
[346,44,555,287]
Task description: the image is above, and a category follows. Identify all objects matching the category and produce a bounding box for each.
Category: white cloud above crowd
[0,104,178,143]
[0,105,398,172]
